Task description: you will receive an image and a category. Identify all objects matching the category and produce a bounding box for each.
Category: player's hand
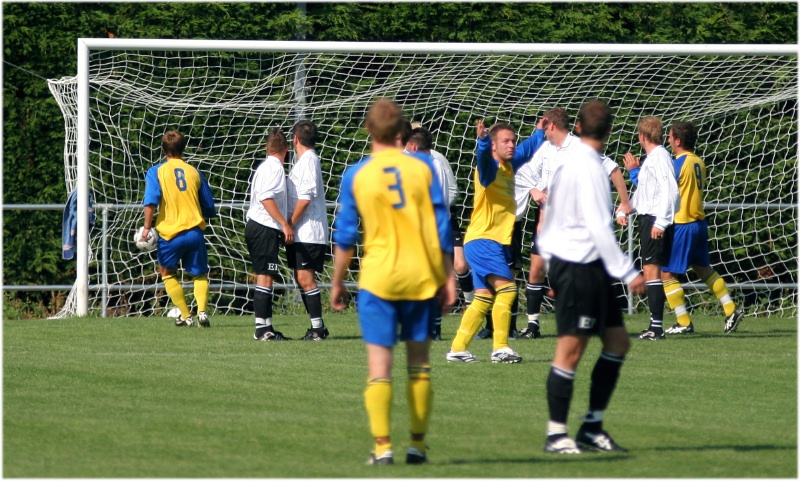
[475,119,488,139]
[622,152,640,171]
[139,226,151,243]
[650,226,664,240]
[330,282,350,310]
[615,212,628,226]
[536,117,548,131]
[628,273,646,295]
[531,189,547,205]
[282,224,294,245]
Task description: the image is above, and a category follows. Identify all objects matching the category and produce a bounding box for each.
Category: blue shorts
[663,220,710,275]
[464,239,514,291]
[157,227,209,276]
[357,290,437,347]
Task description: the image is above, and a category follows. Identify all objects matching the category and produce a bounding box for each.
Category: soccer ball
[134,226,158,252]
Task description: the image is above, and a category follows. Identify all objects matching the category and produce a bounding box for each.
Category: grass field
[4,311,797,478]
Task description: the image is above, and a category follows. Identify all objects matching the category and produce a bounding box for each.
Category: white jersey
[514,160,537,220]
[600,153,620,177]
[247,155,288,230]
[631,144,680,230]
[538,141,639,284]
[431,149,458,206]
[531,133,618,193]
[288,149,329,245]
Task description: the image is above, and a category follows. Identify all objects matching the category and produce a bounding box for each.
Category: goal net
[48,40,797,319]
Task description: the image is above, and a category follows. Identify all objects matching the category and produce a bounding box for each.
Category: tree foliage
[2,2,796,315]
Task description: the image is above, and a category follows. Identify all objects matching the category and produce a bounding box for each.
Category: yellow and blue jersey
[143,158,216,240]
[464,130,544,245]
[333,148,452,301]
[673,151,706,224]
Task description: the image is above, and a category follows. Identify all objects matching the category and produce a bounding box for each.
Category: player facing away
[245,128,295,341]
[520,107,633,340]
[660,121,745,334]
[141,130,217,327]
[446,118,545,363]
[287,120,331,341]
[620,116,680,341]
[331,98,456,465]
[537,99,646,454]
[424,130,476,330]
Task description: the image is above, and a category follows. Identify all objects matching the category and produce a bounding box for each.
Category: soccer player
[520,107,633,340]
[140,130,216,327]
[287,120,331,341]
[330,98,456,465]
[408,122,475,323]
[446,118,545,363]
[245,128,294,341]
[402,126,453,341]
[620,116,679,341]
[537,99,645,454]
[660,121,745,334]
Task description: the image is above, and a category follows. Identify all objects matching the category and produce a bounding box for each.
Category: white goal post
[50,39,798,319]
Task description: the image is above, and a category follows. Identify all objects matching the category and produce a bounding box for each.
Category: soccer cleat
[405,447,428,464]
[302,327,328,341]
[175,316,193,327]
[490,347,522,363]
[576,428,628,453]
[637,329,665,341]
[254,330,291,341]
[665,323,694,334]
[544,436,583,454]
[519,324,542,339]
[366,450,394,465]
[446,350,477,363]
[197,311,211,328]
[474,328,493,340]
[724,308,744,333]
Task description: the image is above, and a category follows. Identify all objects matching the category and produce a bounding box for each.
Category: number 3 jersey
[333,148,453,301]
[143,157,216,241]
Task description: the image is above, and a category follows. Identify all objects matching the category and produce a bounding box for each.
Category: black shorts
[245,219,282,276]
[528,208,542,256]
[509,221,524,271]
[450,214,464,248]
[286,242,327,272]
[638,214,673,267]
[548,256,624,336]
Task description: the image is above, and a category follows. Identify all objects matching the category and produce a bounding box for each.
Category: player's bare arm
[330,246,354,310]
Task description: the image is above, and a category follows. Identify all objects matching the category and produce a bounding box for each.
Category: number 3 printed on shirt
[383,167,406,209]
[174,168,187,191]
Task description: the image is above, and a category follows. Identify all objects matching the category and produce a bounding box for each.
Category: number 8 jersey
[143,157,216,240]
[333,148,453,301]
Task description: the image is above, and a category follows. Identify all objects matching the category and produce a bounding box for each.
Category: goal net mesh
[48,46,797,319]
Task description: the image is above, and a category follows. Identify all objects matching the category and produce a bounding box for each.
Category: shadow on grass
[446,452,631,465]
[651,444,796,452]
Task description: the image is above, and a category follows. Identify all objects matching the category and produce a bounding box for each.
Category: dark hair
[265,128,288,155]
[400,118,413,146]
[543,107,569,131]
[406,127,433,151]
[162,130,187,158]
[577,100,613,141]
[292,120,318,148]
[366,98,404,145]
[670,121,698,151]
